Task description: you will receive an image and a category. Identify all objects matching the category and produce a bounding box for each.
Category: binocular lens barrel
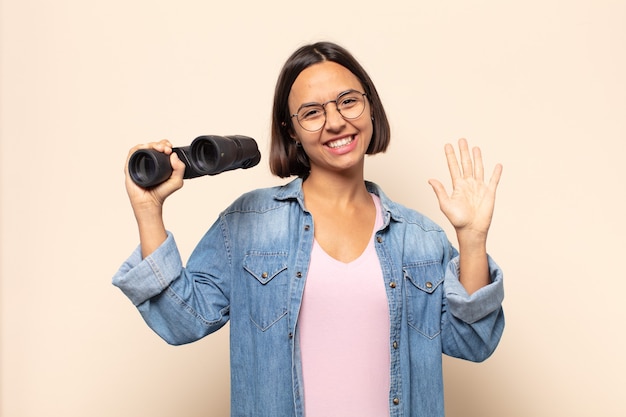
[128,135,260,188]
[192,135,262,174]
[128,149,173,188]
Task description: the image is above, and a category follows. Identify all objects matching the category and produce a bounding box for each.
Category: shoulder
[222,178,302,215]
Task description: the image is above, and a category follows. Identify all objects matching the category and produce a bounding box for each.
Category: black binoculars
[128,135,261,188]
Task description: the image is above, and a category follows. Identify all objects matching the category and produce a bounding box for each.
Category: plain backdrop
[1,1,625,416]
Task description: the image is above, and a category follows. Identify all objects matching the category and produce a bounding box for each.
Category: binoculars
[128,135,261,187]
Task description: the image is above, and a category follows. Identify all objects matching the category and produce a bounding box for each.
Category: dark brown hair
[269,41,391,178]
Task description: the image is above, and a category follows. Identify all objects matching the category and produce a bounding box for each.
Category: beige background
[1,0,625,416]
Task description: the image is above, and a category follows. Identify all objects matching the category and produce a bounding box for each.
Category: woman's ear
[282,121,298,140]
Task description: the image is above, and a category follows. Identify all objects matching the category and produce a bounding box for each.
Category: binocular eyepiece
[128,135,261,188]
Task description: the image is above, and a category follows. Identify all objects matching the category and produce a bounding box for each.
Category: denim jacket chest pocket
[403,260,445,339]
[243,251,289,331]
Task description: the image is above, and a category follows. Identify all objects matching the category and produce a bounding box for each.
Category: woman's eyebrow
[297,90,357,110]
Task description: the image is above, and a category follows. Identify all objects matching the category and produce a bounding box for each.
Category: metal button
[296,271,302,278]
[261,272,268,279]
[304,224,310,231]
[425,281,433,289]
[376,236,383,243]
[389,282,397,288]
[393,397,400,405]
[393,341,398,349]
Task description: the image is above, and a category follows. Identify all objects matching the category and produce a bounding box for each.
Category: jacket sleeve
[441,254,505,362]
[112,228,231,345]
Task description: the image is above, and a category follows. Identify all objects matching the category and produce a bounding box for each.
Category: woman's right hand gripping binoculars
[128,135,261,188]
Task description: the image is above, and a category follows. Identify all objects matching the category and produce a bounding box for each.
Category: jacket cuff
[444,255,504,323]
[112,232,183,306]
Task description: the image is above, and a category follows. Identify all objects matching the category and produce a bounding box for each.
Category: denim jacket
[113,178,504,417]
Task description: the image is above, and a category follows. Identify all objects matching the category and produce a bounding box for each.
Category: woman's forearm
[457,231,490,295]
[134,205,168,259]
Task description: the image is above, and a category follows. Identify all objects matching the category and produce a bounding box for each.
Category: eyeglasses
[290,90,368,132]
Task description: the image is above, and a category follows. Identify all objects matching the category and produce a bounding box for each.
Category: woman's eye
[301,108,323,119]
[339,97,357,108]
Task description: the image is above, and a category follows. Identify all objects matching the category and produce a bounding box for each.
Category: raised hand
[428,138,502,242]
[123,139,187,258]
[124,139,187,210]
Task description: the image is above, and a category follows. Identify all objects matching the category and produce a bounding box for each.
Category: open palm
[428,138,502,238]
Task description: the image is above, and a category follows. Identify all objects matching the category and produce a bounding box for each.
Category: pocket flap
[243,252,288,285]
[404,261,444,294]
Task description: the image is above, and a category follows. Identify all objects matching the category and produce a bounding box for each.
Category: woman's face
[288,61,373,177]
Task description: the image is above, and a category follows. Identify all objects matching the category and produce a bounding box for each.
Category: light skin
[124,60,502,294]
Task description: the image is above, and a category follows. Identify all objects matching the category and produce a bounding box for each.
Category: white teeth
[327,136,354,149]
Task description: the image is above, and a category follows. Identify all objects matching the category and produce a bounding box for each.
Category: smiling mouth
[326,135,354,149]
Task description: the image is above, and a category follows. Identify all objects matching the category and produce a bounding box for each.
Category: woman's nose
[323,103,346,131]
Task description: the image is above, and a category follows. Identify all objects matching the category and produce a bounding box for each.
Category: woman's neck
[302,169,370,209]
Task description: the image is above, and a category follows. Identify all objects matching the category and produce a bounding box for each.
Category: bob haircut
[270,41,391,178]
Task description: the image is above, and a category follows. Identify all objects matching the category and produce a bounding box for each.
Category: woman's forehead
[289,62,362,105]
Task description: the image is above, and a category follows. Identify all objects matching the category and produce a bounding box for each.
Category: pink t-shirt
[298,194,390,417]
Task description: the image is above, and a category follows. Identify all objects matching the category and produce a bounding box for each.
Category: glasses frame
[290,90,368,132]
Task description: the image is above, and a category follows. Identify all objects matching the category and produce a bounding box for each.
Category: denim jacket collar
[272,177,403,227]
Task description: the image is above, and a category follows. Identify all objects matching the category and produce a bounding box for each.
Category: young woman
[114,41,504,417]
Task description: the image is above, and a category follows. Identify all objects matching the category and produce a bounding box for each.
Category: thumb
[428,179,448,204]
[170,152,186,179]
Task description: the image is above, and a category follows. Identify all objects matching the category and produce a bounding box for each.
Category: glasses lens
[337,91,365,119]
[297,105,325,131]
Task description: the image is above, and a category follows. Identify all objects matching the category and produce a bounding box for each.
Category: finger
[473,146,485,182]
[170,152,186,174]
[127,140,173,157]
[458,138,473,178]
[151,139,174,154]
[428,179,449,206]
[488,163,503,192]
[163,152,186,191]
[444,143,461,183]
